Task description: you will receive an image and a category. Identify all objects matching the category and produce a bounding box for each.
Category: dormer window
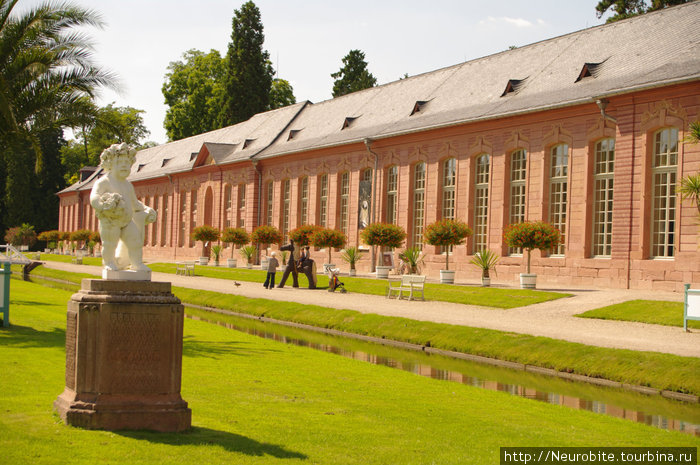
[501,78,527,97]
[575,61,605,82]
[243,139,255,149]
[161,158,171,167]
[342,117,357,130]
[137,164,146,172]
[287,129,302,141]
[190,152,197,161]
[410,100,429,116]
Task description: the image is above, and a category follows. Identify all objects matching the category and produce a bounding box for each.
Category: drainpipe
[253,160,262,265]
[364,138,379,272]
[596,98,617,124]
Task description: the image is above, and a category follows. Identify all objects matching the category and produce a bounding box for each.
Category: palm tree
[0,0,117,170]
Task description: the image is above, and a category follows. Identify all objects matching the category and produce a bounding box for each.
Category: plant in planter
[5,223,38,251]
[191,225,220,265]
[340,246,362,275]
[469,249,500,287]
[221,227,249,266]
[398,247,424,275]
[310,228,347,267]
[679,173,700,218]
[289,224,323,247]
[360,223,406,279]
[239,245,257,268]
[504,221,561,289]
[423,219,472,283]
[251,225,283,266]
[69,229,92,252]
[90,231,101,256]
[211,245,222,266]
[38,230,61,252]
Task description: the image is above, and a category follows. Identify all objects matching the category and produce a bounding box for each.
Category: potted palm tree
[211,245,222,266]
[310,228,347,270]
[239,245,257,269]
[221,227,249,267]
[504,221,561,289]
[360,223,406,279]
[469,249,500,287]
[191,225,220,265]
[398,247,424,275]
[340,246,362,276]
[423,219,472,284]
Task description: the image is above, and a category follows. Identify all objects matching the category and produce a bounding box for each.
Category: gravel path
[43,261,700,358]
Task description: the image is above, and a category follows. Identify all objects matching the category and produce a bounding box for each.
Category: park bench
[386,274,426,301]
[684,284,700,331]
[71,255,83,265]
[176,261,195,276]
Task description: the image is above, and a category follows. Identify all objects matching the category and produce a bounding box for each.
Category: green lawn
[0,280,697,465]
[22,265,700,396]
[147,262,568,309]
[578,299,700,329]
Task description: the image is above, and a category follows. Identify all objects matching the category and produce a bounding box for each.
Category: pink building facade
[58,5,700,291]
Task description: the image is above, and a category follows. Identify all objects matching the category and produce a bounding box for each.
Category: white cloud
[479,16,542,28]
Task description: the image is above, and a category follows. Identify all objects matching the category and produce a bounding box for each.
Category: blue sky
[20,1,609,144]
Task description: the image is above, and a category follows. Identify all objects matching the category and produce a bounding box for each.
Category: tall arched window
[160,193,168,246]
[339,172,350,234]
[318,174,328,227]
[281,179,290,241]
[189,190,197,247]
[413,162,426,248]
[386,165,398,224]
[473,154,490,252]
[178,192,186,247]
[592,139,615,257]
[299,176,309,225]
[237,184,246,228]
[265,181,274,226]
[509,149,527,255]
[223,184,232,228]
[549,144,568,255]
[651,128,678,258]
[442,158,457,220]
[151,196,158,246]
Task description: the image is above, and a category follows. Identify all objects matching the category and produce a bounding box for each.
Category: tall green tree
[219,1,274,126]
[269,78,296,109]
[0,0,116,232]
[595,0,689,22]
[163,49,225,141]
[331,49,377,98]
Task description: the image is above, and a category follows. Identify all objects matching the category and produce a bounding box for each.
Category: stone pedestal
[54,279,191,432]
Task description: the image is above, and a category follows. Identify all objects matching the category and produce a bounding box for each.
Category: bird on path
[234,282,241,287]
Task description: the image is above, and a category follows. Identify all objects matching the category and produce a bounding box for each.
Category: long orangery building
[59,4,700,291]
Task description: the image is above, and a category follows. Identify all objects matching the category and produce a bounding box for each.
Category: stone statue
[90,143,156,278]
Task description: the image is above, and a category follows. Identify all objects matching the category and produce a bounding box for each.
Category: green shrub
[424,219,472,270]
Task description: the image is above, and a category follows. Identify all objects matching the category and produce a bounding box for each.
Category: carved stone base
[102,269,151,281]
[54,279,191,432]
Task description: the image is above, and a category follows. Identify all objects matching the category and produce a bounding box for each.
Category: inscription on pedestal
[65,311,76,390]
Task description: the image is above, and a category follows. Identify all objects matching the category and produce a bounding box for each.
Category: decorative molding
[587,117,616,140]
[280,167,292,179]
[468,136,493,157]
[641,100,687,131]
[504,130,530,152]
[179,178,200,192]
[317,161,330,173]
[543,124,573,147]
[337,157,351,172]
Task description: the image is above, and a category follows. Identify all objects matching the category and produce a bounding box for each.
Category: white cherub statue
[90,143,156,273]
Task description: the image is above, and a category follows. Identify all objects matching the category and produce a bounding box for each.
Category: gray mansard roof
[61,2,700,194]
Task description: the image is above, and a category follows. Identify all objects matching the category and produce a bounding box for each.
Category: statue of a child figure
[90,143,156,275]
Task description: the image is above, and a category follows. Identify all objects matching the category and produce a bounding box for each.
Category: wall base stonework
[54,279,191,432]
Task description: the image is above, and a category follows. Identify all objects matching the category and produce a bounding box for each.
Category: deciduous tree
[595,0,689,22]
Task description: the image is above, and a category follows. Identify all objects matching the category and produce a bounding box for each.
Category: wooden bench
[176,261,195,276]
[71,256,83,265]
[684,284,700,331]
[386,274,426,301]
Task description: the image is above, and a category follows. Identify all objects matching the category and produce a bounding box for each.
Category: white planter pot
[481,277,491,287]
[348,269,356,276]
[198,257,209,266]
[246,263,252,269]
[520,273,537,289]
[260,257,269,270]
[227,258,237,268]
[440,270,455,284]
[375,266,391,279]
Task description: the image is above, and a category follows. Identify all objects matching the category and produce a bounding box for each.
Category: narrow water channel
[186,310,700,437]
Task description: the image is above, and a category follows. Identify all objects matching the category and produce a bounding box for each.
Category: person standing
[263,252,279,289]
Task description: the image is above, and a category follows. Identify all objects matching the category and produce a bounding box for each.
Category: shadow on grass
[117,426,308,459]
[183,336,281,359]
[0,323,65,348]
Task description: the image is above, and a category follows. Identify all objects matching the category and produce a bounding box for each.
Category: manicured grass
[147,262,568,309]
[24,265,700,396]
[0,280,696,465]
[35,252,102,267]
[578,299,700,329]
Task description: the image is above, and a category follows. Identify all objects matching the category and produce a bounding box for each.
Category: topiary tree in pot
[289,224,323,247]
[504,221,561,289]
[191,225,220,264]
[38,230,61,253]
[69,229,92,252]
[360,223,406,278]
[221,227,250,267]
[310,228,346,269]
[251,225,283,266]
[423,219,472,284]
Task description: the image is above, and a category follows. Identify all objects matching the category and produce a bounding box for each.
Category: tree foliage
[423,219,472,270]
[4,223,36,247]
[269,78,296,109]
[504,221,562,274]
[311,228,347,264]
[289,224,323,246]
[360,223,406,249]
[595,0,689,22]
[331,49,377,98]
[162,49,225,141]
[251,225,282,245]
[219,1,274,126]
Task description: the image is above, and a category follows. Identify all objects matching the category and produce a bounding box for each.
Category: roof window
[342,116,357,130]
[190,152,198,161]
[287,129,302,141]
[137,164,146,172]
[575,61,605,82]
[410,100,429,116]
[161,158,171,167]
[501,78,527,97]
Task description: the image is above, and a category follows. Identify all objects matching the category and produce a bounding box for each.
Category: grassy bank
[24,265,700,396]
[578,300,700,329]
[0,280,696,465]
